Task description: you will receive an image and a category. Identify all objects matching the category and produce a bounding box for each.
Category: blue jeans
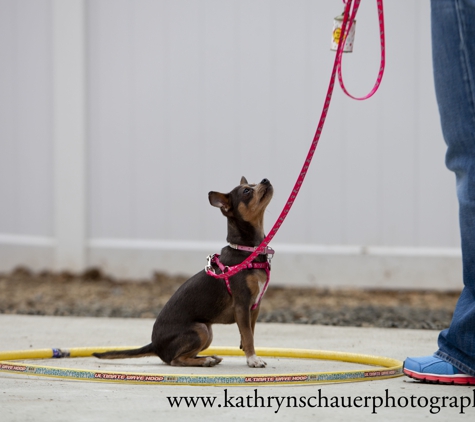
[431,0,475,376]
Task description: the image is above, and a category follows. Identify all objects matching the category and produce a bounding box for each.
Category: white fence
[0,0,462,289]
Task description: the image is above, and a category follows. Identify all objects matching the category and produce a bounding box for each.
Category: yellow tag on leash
[331,14,356,52]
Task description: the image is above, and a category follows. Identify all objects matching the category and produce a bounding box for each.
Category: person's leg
[433,0,475,376]
[404,0,475,383]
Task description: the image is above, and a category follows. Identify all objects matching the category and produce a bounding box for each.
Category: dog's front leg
[239,307,259,350]
[234,306,266,368]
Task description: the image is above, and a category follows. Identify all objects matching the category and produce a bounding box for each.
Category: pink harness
[205,245,274,310]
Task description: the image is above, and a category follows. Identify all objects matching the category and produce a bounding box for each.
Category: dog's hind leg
[170,323,222,367]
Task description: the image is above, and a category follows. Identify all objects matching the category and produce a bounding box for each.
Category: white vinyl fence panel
[0,0,462,289]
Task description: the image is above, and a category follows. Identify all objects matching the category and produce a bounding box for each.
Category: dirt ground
[0,267,460,330]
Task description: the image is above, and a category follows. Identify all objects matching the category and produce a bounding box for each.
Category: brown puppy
[94,177,273,368]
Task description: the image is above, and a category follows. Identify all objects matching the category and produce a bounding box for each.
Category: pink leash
[208,0,385,280]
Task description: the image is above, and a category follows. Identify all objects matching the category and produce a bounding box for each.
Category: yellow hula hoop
[0,346,403,386]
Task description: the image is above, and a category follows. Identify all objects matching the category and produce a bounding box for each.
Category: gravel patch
[0,267,459,330]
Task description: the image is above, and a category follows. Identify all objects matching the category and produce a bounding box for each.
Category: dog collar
[228,243,275,258]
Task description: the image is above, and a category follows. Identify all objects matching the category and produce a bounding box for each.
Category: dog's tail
[93,343,155,360]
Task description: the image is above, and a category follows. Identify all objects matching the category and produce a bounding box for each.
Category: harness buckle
[205,254,215,274]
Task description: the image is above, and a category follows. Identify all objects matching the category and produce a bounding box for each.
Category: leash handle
[209,0,385,279]
[337,0,385,100]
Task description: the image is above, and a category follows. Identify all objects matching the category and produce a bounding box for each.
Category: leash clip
[266,252,274,270]
[265,245,275,268]
[265,246,275,260]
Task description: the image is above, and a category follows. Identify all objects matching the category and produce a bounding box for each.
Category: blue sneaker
[404,355,475,385]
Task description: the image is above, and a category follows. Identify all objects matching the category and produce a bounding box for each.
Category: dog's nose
[261,178,270,185]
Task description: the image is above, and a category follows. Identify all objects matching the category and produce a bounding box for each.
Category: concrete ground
[1,314,474,421]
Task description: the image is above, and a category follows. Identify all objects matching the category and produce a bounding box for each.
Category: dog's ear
[209,191,231,213]
[240,176,248,185]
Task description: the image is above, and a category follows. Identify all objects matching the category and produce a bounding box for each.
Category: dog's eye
[243,188,251,195]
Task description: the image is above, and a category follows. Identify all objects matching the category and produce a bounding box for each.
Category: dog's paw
[210,355,223,364]
[247,355,267,368]
[202,356,221,367]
